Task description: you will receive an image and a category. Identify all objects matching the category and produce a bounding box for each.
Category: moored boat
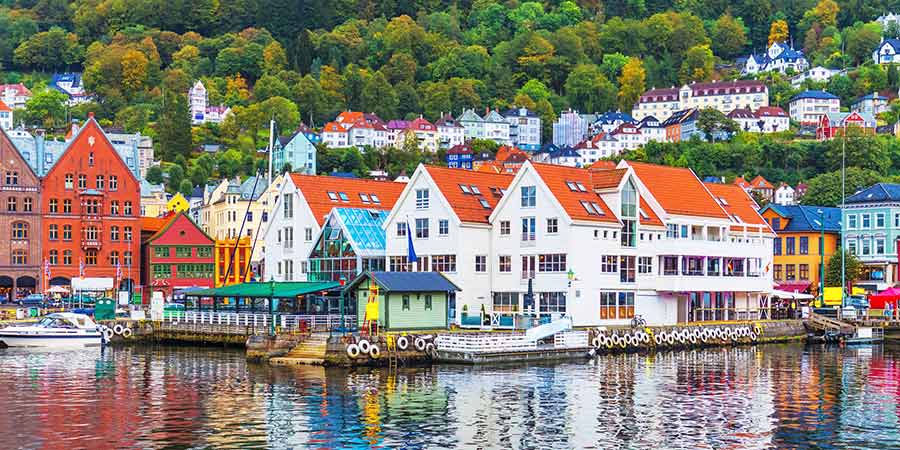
[0,313,105,348]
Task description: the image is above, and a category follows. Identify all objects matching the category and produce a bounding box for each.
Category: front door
[677,294,688,323]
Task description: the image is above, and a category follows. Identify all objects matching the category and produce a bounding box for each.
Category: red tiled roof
[750,175,773,189]
[704,183,770,230]
[141,215,172,235]
[732,176,749,189]
[0,83,32,97]
[531,163,618,224]
[755,106,787,117]
[0,100,10,112]
[495,146,529,163]
[322,122,346,133]
[591,168,627,190]
[409,117,436,131]
[626,161,729,219]
[335,111,364,123]
[589,160,618,170]
[447,144,472,155]
[290,174,405,226]
[424,166,513,223]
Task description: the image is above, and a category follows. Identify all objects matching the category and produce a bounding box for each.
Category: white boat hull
[0,333,103,348]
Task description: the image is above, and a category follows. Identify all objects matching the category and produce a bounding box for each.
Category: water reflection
[0,344,897,449]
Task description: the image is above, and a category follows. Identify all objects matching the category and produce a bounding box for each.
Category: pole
[267,118,275,185]
[269,277,276,336]
[840,121,846,310]
[820,209,826,307]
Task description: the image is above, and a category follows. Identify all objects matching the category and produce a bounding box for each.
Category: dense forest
[3,0,900,197]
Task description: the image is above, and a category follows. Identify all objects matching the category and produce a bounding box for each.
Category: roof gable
[289,173,405,226]
[44,117,139,185]
[147,211,215,245]
[530,163,619,224]
[0,127,39,181]
[845,183,900,204]
[422,165,514,224]
[625,161,730,219]
[704,183,769,228]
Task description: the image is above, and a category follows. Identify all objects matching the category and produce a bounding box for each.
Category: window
[110,201,119,215]
[617,292,635,319]
[63,250,72,265]
[327,191,338,201]
[96,175,105,190]
[601,255,618,273]
[534,254,565,272]
[415,218,429,238]
[785,237,795,255]
[895,213,900,228]
[785,264,796,280]
[539,292,566,313]
[396,222,407,237]
[6,197,15,212]
[521,255,535,279]
[63,225,72,241]
[124,251,133,266]
[359,193,370,203]
[848,215,857,229]
[799,237,809,255]
[432,254,456,272]
[470,185,481,195]
[49,250,58,265]
[862,238,872,256]
[305,227,313,242]
[493,292,519,312]
[124,201,133,216]
[499,255,511,272]
[707,257,721,276]
[110,226,119,241]
[11,249,26,265]
[85,249,98,266]
[154,246,170,258]
[370,194,380,204]
[621,219,636,247]
[459,184,471,194]
[771,218,781,230]
[546,218,558,234]
[78,174,86,189]
[877,213,885,228]
[475,255,487,273]
[799,264,809,280]
[49,199,58,213]
[11,222,27,239]
[109,176,118,191]
[520,186,536,208]
[63,199,72,214]
[478,198,490,209]
[600,292,617,319]
[415,189,429,209]
[197,247,212,258]
[389,256,409,272]
[638,257,652,274]
[773,237,782,255]
[84,226,99,241]
[283,227,293,248]
[23,198,31,212]
[862,214,871,229]
[65,174,73,189]
[124,226,133,242]
[88,152,94,166]
[600,292,634,319]
[666,224,679,238]
[424,294,433,311]
[109,251,120,266]
[876,238,886,254]
[620,256,635,283]
[49,224,59,240]
[176,247,192,258]
[439,219,449,236]
[500,221,510,235]
[521,217,536,241]
[283,194,293,218]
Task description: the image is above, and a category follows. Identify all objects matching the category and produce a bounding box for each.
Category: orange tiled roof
[495,146,529,163]
[589,160,617,170]
[590,168,627,190]
[322,122,346,133]
[0,100,10,112]
[335,111,364,123]
[424,166,513,223]
[733,176,749,189]
[477,161,503,173]
[141,215,173,234]
[704,182,770,230]
[750,175,774,189]
[639,198,664,227]
[627,161,729,219]
[290,173,406,226]
[531,163,618,224]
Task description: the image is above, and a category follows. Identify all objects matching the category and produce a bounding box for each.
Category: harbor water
[0,343,898,449]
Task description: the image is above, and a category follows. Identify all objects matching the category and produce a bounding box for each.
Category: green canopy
[185,281,340,299]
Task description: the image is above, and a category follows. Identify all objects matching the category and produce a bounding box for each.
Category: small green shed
[346,271,460,331]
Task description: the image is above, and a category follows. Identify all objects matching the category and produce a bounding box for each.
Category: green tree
[167,165,185,192]
[178,179,194,197]
[13,27,83,71]
[679,44,714,83]
[564,64,615,113]
[146,166,164,185]
[825,249,862,287]
[254,74,290,101]
[801,167,883,207]
[22,88,68,128]
[825,129,890,173]
[617,57,646,111]
[697,109,739,142]
[157,90,193,161]
[712,14,748,59]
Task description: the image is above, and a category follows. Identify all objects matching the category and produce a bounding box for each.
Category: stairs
[807,311,855,335]
[271,333,329,365]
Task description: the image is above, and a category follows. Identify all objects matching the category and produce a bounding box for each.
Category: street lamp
[840,120,847,310]
[818,209,826,307]
[269,276,276,336]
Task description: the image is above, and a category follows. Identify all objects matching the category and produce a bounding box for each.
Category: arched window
[11,222,27,239]
[63,250,72,265]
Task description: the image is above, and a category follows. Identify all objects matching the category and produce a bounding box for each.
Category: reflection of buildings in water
[836,346,900,446]
[770,345,841,447]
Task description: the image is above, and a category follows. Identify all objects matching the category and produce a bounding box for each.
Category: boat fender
[654,333,664,346]
[369,344,381,359]
[713,328,723,340]
[700,329,709,343]
[122,327,133,338]
[113,324,124,335]
[676,331,685,344]
[666,333,675,346]
[753,324,763,336]
[620,334,628,348]
[425,342,436,356]
[103,328,114,342]
[623,334,633,347]
[397,336,409,351]
[358,339,371,355]
[347,344,360,358]
[749,331,758,342]
[599,334,609,348]
[591,337,601,348]
[609,334,619,347]
[414,338,426,352]
[689,329,698,345]
[643,332,652,345]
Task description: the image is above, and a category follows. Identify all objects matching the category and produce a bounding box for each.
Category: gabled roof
[750,175,774,190]
[880,38,900,52]
[845,183,900,204]
[760,204,841,232]
[0,83,32,97]
[704,183,769,229]
[322,122,346,133]
[408,117,436,131]
[447,143,473,155]
[661,109,698,126]
[531,163,618,224]
[423,165,513,224]
[593,111,635,124]
[727,108,755,119]
[349,271,460,293]
[639,198,664,227]
[458,109,483,122]
[637,115,661,127]
[625,161,730,219]
[43,116,139,184]
[590,168,628,190]
[326,207,390,257]
[483,109,506,123]
[495,146,529,163]
[755,106,788,117]
[823,111,876,127]
[550,146,581,159]
[434,114,463,128]
[140,215,172,235]
[0,100,10,112]
[290,173,405,226]
[589,160,618,170]
[502,107,538,118]
[145,211,215,244]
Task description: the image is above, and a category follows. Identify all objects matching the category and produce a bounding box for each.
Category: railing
[161,311,356,332]
[435,330,588,353]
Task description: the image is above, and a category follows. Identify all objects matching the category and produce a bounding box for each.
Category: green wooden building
[346,271,460,331]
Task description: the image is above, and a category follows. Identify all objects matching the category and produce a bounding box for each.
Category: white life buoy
[654,333,664,346]
[620,334,630,347]
[599,334,609,348]
[666,333,675,346]
[397,336,409,351]
[592,337,601,348]
[358,339,371,355]
[347,344,360,358]
[610,334,620,347]
[369,344,381,358]
[714,328,723,340]
[103,328,114,342]
[425,342,436,356]
[749,331,758,342]
[113,324,124,335]
[122,327,133,338]
[676,331,685,344]
[414,338,426,352]
[699,329,709,343]
[689,330,698,345]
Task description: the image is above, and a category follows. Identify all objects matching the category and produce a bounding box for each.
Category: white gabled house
[262,173,404,281]
[382,165,515,324]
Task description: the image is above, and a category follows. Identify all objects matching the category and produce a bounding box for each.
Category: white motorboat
[0,313,104,348]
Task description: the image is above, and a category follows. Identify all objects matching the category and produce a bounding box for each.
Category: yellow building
[760,204,841,297]
[140,179,168,218]
[166,192,189,213]
[214,237,253,287]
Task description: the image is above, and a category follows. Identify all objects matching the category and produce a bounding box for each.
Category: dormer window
[479,199,490,209]
[338,192,349,202]
[360,193,371,203]
[566,181,578,191]
[370,194,381,204]
[327,192,338,201]
[470,185,481,195]
[459,184,471,194]
[575,182,586,192]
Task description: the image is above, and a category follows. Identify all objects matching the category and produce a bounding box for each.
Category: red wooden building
[141,211,215,302]
[41,116,141,290]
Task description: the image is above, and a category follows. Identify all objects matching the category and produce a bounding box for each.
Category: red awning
[775,281,811,293]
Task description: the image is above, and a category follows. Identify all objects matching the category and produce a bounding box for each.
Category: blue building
[446,143,473,169]
[842,183,900,291]
[272,129,317,175]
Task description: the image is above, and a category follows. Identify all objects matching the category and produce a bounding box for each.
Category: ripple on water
[0,343,898,449]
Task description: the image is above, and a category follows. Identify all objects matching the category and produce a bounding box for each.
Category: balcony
[81,239,102,250]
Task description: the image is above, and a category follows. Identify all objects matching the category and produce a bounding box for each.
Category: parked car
[18,294,45,307]
[847,295,869,309]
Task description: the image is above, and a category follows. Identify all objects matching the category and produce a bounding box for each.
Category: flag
[79,258,85,279]
[406,221,417,264]
[116,260,122,279]
[44,258,50,279]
